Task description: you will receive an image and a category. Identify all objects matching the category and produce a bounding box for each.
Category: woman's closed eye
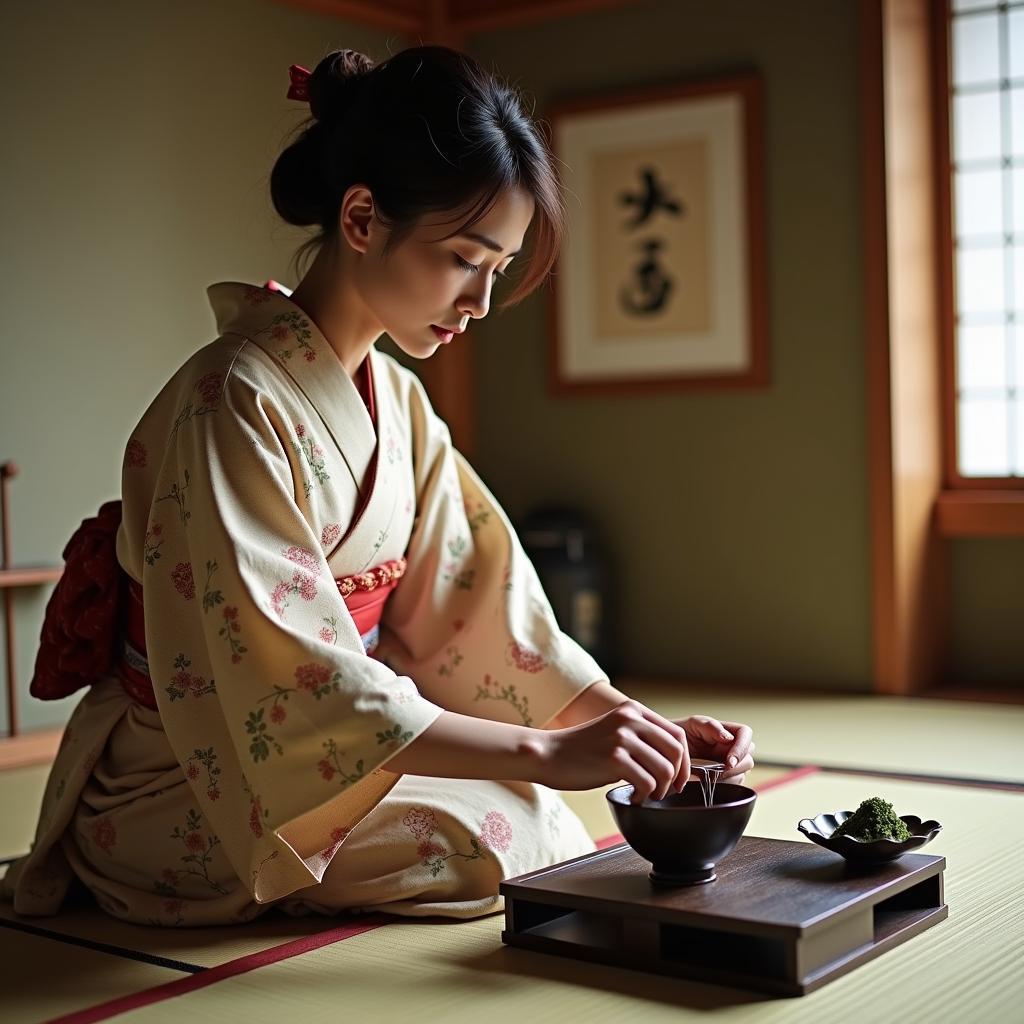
[455,254,510,279]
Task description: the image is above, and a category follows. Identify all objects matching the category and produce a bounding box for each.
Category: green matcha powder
[831,796,911,842]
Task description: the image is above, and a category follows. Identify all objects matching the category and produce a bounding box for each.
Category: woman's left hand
[673,715,756,786]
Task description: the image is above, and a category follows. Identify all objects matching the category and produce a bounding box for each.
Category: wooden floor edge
[0,727,61,770]
[754,760,1024,792]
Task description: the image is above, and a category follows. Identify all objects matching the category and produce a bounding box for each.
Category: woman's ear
[339,184,376,255]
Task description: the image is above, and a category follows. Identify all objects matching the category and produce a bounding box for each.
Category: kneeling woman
[3,46,755,927]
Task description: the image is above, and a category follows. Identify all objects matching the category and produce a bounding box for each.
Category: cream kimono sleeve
[374,370,611,732]
[139,368,445,904]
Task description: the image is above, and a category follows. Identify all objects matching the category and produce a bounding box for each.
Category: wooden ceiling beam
[274,0,636,38]
[274,0,423,35]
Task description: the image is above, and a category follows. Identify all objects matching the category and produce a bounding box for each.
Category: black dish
[797,811,942,863]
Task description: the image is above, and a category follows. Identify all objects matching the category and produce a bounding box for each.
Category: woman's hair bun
[307,49,376,122]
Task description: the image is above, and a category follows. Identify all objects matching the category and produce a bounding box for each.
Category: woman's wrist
[516,729,556,786]
[547,679,632,730]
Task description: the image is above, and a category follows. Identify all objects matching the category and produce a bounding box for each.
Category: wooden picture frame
[545,71,769,395]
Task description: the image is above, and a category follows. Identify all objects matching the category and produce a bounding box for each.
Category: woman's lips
[430,325,454,343]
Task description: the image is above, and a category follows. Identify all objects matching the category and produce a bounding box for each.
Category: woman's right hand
[534,700,693,804]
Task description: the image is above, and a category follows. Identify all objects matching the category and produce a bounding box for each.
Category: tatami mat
[3,928,183,1023]
[101,774,1021,1024]
[2,684,1021,1023]
[620,682,1024,785]
[0,764,49,860]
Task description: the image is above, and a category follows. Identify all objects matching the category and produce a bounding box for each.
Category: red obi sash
[30,349,400,711]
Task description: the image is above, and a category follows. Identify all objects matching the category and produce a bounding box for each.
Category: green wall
[950,539,1024,684]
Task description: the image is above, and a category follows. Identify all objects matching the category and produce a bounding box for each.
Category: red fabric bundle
[29,500,125,701]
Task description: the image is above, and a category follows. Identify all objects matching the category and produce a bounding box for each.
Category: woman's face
[354,186,535,358]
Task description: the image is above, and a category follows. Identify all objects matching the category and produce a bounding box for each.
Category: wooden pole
[1,461,20,736]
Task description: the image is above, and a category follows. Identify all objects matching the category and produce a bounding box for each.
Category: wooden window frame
[864,0,1022,698]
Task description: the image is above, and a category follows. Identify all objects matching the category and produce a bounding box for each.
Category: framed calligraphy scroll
[546,71,768,394]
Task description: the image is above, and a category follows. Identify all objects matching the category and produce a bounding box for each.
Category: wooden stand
[1,461,63,740]
[500,835,947,996]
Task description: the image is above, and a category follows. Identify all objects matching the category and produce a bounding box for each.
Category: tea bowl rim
[606,781,758,810]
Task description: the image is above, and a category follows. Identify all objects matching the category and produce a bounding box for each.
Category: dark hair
[269,45,566,310]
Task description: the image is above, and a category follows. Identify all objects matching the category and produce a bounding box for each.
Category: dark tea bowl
[606,782,757,886]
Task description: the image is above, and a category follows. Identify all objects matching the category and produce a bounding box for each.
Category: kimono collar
[206,280,381,489]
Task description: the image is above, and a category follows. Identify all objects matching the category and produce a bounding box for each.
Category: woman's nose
[459,282,491,320]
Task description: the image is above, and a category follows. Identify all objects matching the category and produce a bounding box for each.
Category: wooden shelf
[935,491,1024,538]
[0,566,62,589]
[0,727,63,770]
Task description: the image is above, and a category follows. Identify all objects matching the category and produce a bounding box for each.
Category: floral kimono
[0,281,607,926]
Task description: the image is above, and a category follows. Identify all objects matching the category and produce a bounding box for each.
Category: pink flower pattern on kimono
[321,523,341,549]
[196,372,225,406]
[242,774,269,838]
[257,311,316,362]
[291,424,330,498]
[319,616,339,645]
[143,523,164,566]
[171,561,195,600]
[417,839,447,861]
[403,805,509,877]
[506,639,546,674]
[316,738,366,787]
[156,898,185,927]
[284,545,322,576]
[249,800,266,837]
[403,806,439,840]
[168,808,229,895]
[219,605,246,663]
[156,470,191,527]
[125,439,147,468]
[474,673,532,726]
[91,817,117,853]
[384,425,404,465]
[268,545,323,617]
[185,746,222,801]
[169,373,224,441]
[295,662,335,696]
[164,653,217,702]
[477,811,513,853]
[322,825,352,861]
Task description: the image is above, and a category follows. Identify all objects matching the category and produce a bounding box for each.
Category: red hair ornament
[287,64,312,104]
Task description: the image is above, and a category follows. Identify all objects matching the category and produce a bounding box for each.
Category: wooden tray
[500,835,947,996]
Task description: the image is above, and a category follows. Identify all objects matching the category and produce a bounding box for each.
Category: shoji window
[948,0,1024,479]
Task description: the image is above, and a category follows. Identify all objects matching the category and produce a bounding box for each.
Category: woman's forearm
[381,681,630,784]
[383,709,547,782]
[546,679,633,730]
